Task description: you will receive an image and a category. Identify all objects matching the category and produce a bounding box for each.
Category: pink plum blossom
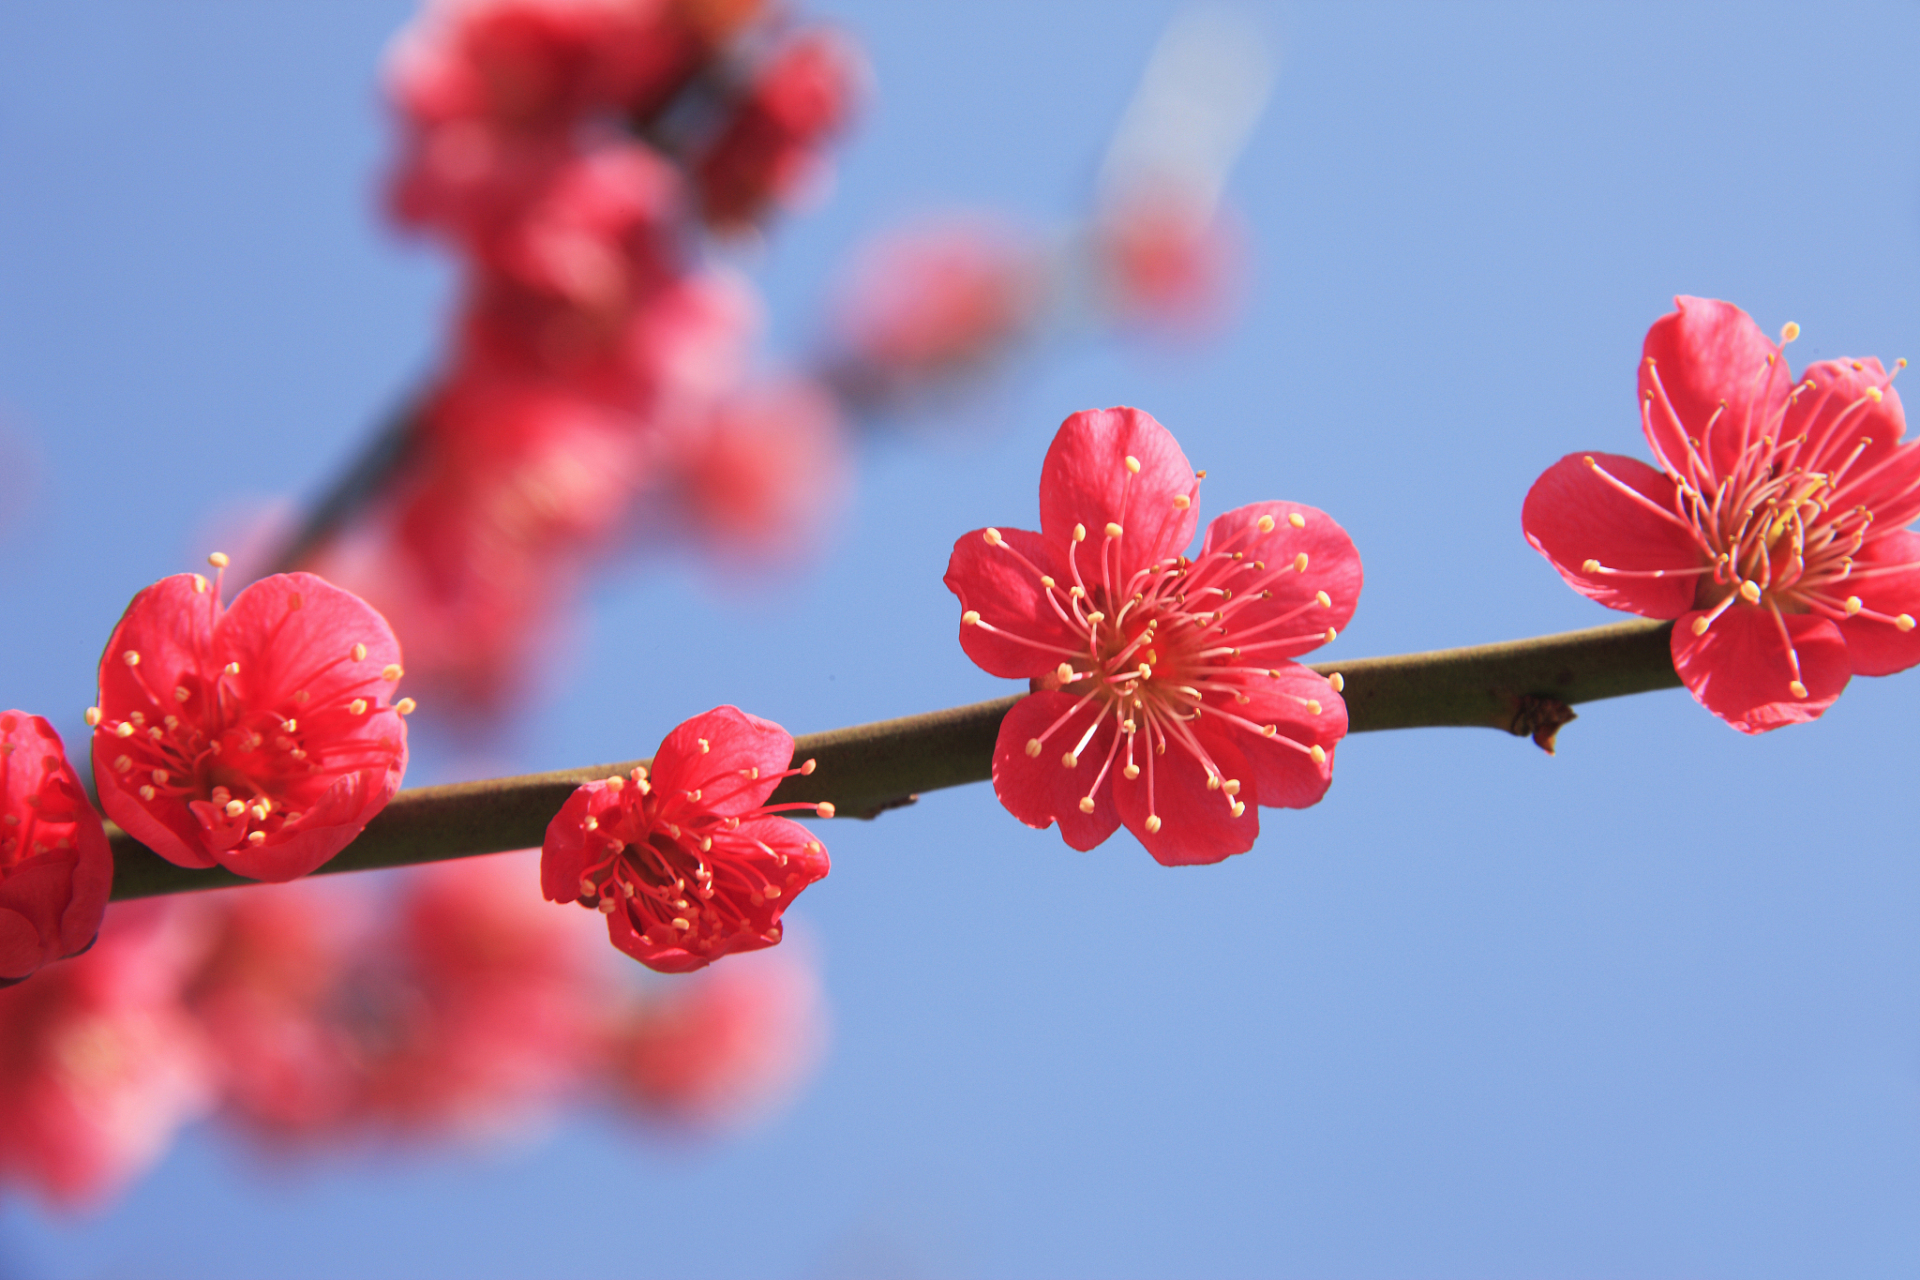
[0,713,111,984]
[945,406,1357,865]
[1523,297,1920,732]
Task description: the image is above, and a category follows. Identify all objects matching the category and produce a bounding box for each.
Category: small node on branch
[1509,694,1577,755]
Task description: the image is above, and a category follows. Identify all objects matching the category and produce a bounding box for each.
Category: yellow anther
[247,831,266,846]
[697,737,711,753]
[1222,779,1241,797]
[1789,680,1809,698]
[1172,495,1191,510]
[1056,662,1074,683]
[1288,512,1306,529]
[1123,763,1140,779]
[224,800,245,817]
[1583,455,1597,468]
[1898,614,1917,632]
[1256,515,1275,534]
[1073,523,1087,542]
[1229,801,1246,818]
[1582,559,1601,573]
[1025,738,1043,757]
[1315,590,1332,608]
[1323,627,1338,643]
[113,722,133,738]
[583,816,598,832]
[1306,699,1322,715]
[1078,797,1097,814]
[1124,455,1141,473]
[1039,575,1056,589]
[962,610,981,626]
[395,698,417,715]
[1086,611,1105,625]
[1137,663,1153,679]
[1147,649,1158,665]
[122,650,140,667]
[799,759,817,775]
[1104,522,1123,539]
[138,785,155,801]
[113,755,131,772]
[1866,386,1884,403]
[351,643,368,662]
[816,802,836,818]
[1144,815,1162,834]
[606,775,625,790]
[348,699,368,715]
[1061,752,1079,768]
[251,804,270,821]
[1845,596,1863,615]
[83,707,101,727]
[192,574,208,594]
[152,769,169,785]
[1206,774,1221,791]
[1293,553,1309,572]
[382,664,403,681]
[984,528,1003,546]
[1780,321,1800,343]
[1329,672,1344,693]
[224,661,240,676]
[1691,615,1711,635]
[1309,745,1327,765]
[1738,580,1762,604]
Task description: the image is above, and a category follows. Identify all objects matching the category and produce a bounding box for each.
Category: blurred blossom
[827,217,1049,407]
[666,376,850,561]
[0,902,214,1209]
[693,27,867,229]
[0,713,111,986]
[605,942,826,1129]
[1089,190,1244,330]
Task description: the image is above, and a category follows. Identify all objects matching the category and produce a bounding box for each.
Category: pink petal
[1110,724,1257,867]
[1222,665,1346,809]
[1671,606,1849,733]
[944,525,1082,679]
[1039,407,1199,573]
[219,573,402,709]
[651,706,795,812]
[1640,296,1791,478]
[1836,528,1920,677]
[539,784,599,903]
[1787,357,1920,526]
[990,693,1122,851]
[1523,452,1704,619]
[1200,501,1362,656]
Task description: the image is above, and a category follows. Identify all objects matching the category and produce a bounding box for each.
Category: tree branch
[107,617,1680,900]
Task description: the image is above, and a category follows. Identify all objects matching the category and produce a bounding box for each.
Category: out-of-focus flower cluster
[0,852,825,1209]
[315,0,865,710]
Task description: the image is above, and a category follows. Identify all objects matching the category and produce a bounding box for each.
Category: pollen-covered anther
[381,664,403,681]
[799,759,817,775]
[1789,680,1809,698]
[223,800,245,818]
[1781,321,1801,343]
[815,802,836,818]
[83,707,102,726]
[1123,763,1141,779]
[113,722,133,739]
[1105,522,1123,538]
[247,832,265,846]
[983,528,1004,547]
[1256,514,1275,534]
[962,610,981,626]
[1329,673,1344,692]
[1323,627,1338,643]
[1073,523,1087,542]
[191,575,208,594]
[223,662,240,676]
[1206,774,1221,791]
[1309,745,1327,765]
[138,785,155,800]
[1845,596,1863,615]
[1866,386,1884,403]
[1288,512,1306,529]
[348,699,368,715]
[122,651,140,667]
[1229,801,1246,817]
[113,755,131,772]
[1582,559,1602,573]
[1691,615,1711,635]
[394,698,417,715]
[1306,699,1323,714]
[1078,797,1097,813]
[1144,815,1162,834]
[1899,614,1917,632]
[1172,495,1191,510]
[1293,553,1309,572]
[207,551,230,568]
[1124,455,1141,474]
[351,643,368,662]
[1056,662,1074,683]
[1025,738,1043,757]
[1061,752,1078,768]
[1261,724,1277,738]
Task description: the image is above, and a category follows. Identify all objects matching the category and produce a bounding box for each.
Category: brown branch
[107,617,1680,900]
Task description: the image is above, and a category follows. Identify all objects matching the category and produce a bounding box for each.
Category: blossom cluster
[0,859,825,1208]
[313,0,865,709]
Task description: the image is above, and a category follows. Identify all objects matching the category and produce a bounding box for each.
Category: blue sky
[3,2,1920,1277]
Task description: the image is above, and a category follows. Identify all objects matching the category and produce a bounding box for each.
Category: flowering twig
[107,617,1678,900]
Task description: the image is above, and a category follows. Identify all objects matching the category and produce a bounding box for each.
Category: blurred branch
[108,618,1679,900]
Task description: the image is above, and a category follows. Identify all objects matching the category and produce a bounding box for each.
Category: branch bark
[107,617,1680,900]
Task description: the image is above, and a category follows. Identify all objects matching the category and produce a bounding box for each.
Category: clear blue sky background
[3,2,1920,1276]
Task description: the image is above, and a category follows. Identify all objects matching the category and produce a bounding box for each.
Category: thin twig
[106,618,1679,899]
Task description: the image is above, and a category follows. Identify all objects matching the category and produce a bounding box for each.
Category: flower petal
[1786,356,1920,527]
[650,705,794,812]
[1039,407,1198,571]
[1200,501,1362,657]
[219,573,402,709]
[1523,452,1703,619]
[1640,296,1791,478]
[944,525,1081,679]
[1110,722,1257,866]
[1221,664,1346,810]
[990,693,1122,850]
[1671,606,1848,733]
[1835,528,1920,677]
